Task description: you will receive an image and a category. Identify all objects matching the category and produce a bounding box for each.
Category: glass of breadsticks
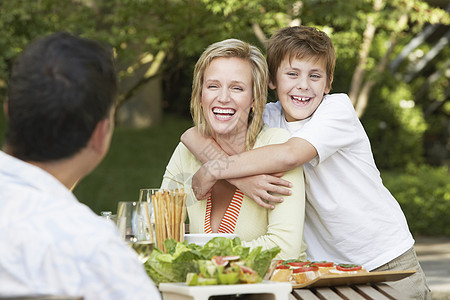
[142,188,186,253]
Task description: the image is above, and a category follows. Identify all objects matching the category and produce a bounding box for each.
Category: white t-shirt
[0,151,161,300]
[263,93,414,270]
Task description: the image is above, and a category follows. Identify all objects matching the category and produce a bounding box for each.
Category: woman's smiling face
[201,57,253,139]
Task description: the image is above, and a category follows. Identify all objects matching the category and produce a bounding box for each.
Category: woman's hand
[229,173,292,209]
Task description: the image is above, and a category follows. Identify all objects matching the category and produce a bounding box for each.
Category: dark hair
[267,26,335,92]
[5,32,118,161]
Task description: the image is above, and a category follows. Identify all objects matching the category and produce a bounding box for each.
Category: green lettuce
[144,237,280,285]
[251,246,281,278]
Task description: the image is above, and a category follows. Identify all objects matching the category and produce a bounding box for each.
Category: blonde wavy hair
[190,38,268,150]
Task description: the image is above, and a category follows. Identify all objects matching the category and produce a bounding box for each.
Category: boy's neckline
[282,111,311,125]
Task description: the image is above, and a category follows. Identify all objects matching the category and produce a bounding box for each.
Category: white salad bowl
[183,233,239,247]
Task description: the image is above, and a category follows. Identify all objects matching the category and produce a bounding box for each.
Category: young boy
[181,26,430,299]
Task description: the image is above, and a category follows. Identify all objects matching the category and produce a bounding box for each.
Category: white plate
[159,280,292,300]
[184,233,239,247]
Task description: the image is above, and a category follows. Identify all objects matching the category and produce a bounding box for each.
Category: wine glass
[116,200,155,263]
[134,194,156,262]
[117,201,138,242]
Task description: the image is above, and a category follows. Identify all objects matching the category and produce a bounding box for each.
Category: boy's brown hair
[266,26,335,92]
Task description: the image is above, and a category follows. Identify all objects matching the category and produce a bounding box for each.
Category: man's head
[4,32,117,162]
[267,26,335,93]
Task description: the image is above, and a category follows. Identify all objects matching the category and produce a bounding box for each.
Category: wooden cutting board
[292,270,416,288]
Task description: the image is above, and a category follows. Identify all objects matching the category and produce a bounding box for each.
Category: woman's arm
[241,164,307,260]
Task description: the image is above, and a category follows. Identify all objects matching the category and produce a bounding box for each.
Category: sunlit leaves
[383,164,450,235]
[0,0,447,127]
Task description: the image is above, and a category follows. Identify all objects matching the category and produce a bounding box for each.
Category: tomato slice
[211,256,228,266]
[239,265,257,274]
[286,261,310,267]
[292,266,319,273]
[275,264,290,269]
[336,264,362,271]
[312,261,334,267]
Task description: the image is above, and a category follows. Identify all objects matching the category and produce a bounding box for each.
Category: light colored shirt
[161,126,307,260]
[263,94,414,270]
[0,151,161,300]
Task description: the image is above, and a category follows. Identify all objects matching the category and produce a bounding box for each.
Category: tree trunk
[115,51,165,128]
[354,13,407,116]
[252,23,267,46]
[116,76,163,128]
[355,80,376,117]
[348,0,383,108]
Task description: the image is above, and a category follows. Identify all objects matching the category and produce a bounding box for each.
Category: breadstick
[160,191,168,252]
[159,191,167,252]
[144,200,154,243]
[169,190,174,240]
[162,190,170,241]
[173,189,177,241]
[176,189,182,241]
[175,189,181,242]
[180,189,187,239]
[173,189,180,242]
[178,189,183,241]
[152,194,162,250]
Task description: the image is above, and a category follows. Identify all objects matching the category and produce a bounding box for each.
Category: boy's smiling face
[270,56,331,122]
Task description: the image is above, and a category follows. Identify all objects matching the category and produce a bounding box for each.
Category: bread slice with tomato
[327,263,368,275]
[270,268,293,282]
[291,265,320,284]
[270,260,367,284]
[311,261,336,275]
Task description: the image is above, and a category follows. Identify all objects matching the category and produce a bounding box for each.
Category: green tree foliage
[0,0,96,89]
[383,164,450,236]
[0,0,448,169]
[362,75,427,168]
[0,0,298,108]
[299,0,449,168]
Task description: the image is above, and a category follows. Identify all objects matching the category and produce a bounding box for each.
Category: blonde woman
[160,39,306,259]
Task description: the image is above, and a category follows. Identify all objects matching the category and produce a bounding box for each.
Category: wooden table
[291,283,407,300]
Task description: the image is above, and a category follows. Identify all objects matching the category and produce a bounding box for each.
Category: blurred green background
[0,0,449,236]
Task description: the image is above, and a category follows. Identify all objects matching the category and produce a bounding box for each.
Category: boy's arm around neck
[181,127,221,164]
[200,136,317,181]
[181,127,317,177]
[181,127,296,208]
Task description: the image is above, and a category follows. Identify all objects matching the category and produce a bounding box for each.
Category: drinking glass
[137,189,158,239]
[100,211,117,224]
[117,201,138,242]
[117,200,156,263]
